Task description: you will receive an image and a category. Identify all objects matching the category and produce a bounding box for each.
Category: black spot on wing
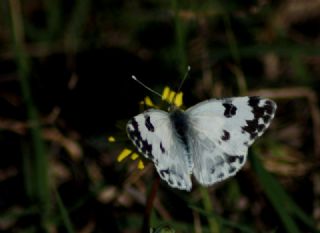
[159,169,170,179]
[225,153,245,164]
[160,142,165,154]
[222,102,237,118]
[262,114,271,123]
[238,155,244,164]
[221,130,230,141]
[228,166,236,174]
[159,168,187,189]
[264,100,275,115]
[154,158,159,166]
[257,124,265,131]
[145,115,154,132]
[127,118,153,160]
[141,141,153,158]
[217,173,224,179]
[242,122,259,139]
[241,96,276,140]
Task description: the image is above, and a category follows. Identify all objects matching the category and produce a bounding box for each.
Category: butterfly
[126,96,277,191]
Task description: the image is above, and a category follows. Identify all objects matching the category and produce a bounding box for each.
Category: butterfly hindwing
[126,109,192,190]
[186,96,277,186]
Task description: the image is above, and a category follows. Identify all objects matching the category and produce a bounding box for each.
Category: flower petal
[117,148,132,162]
[131,153,139,160]
[137,160,145,170]
[107,136,116,142]
[174,92,183,107]
[144,96,155,107]
[162,86,171,101]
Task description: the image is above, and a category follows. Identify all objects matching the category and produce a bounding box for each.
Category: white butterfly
[127,96,276,191]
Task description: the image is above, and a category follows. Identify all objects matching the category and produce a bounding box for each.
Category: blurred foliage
[1,0,320,232]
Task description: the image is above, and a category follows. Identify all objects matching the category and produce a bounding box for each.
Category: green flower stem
[9,0,50,230]
[200,187,220,233]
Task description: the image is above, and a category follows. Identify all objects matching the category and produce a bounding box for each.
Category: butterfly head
[164,87,184,114]
[168,103,181,113]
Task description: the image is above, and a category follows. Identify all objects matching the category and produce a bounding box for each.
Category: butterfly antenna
[131,75,162,98]
[171,66,191,105]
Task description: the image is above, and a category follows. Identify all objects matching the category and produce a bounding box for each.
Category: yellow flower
[144,96,156,108]
[116,148,145,170]
[161,86,183,107]
[107,136,116,142]
[115,86,183,170]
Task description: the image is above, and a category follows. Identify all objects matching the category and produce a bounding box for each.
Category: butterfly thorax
[169,109,190,153]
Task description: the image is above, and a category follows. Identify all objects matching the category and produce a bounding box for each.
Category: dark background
[1,0,320,232]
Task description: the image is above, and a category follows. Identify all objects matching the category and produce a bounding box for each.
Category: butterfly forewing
[126,109,192,190]
[186,96,277,186]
